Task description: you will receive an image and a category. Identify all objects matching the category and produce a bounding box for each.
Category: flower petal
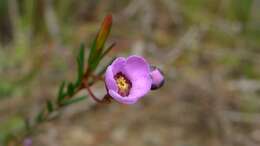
[125,55,150,79]
[105,57,126,91]
[105,66,117,91]
[129,75,152,100]
[108,90,138,104]
[110,57,126,75]
[124,55,152,98]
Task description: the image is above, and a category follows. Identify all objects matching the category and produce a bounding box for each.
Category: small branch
[91,74,104,81]
[83,76,110,104]
[86,85,103,103]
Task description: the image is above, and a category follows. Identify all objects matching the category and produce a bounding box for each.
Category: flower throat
[114,72,132,97]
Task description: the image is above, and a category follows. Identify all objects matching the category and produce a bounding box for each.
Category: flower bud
[150,66,165,90]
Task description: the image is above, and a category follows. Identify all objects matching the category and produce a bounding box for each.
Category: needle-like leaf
[61,96,87,106]
[46,100,54,113]
[88,14,113,71]
[36,110,45,123]
[67,83,75,96]
[57,81,66,104]
[76,43,85,86]
[100,42,115,60]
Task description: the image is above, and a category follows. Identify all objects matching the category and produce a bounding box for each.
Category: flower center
[114,72,132,97]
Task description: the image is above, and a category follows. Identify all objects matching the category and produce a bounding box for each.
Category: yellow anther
[116,76,129,91]
[114,72,132,97]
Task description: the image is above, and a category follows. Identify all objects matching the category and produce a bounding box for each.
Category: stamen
[114,72,132,96]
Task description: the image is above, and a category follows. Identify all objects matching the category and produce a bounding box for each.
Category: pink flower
[105,56,152,104]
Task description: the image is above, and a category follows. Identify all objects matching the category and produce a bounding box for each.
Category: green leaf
[57,81,66,103]
[87,37,98,69]
[67,83,75,96]
[46,100,53,113]
[89,54,102,72]
[88,15,113,72]
[76,43,85,86]
[88,57,115,86]
[100,42,115,60]
[36,110,45,123]
[88,42,115,72]
[61,96,87,106]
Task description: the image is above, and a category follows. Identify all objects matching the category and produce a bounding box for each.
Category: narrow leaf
[67,83,74,96]
[88,42,115,72]
[46,100,53,113]
[100,42,115,60]
[88,37,97,66]
[88,57,115,86]
[57,81,66,103]
[36,110,45,123]
[76,43,85,86]
[88,14,113,71]
[61,96,87,106]
[95,14,112,52]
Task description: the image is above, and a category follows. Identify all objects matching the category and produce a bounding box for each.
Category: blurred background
[0,0,260,146]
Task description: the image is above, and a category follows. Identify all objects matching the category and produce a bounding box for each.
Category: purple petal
[109,90,138,104]
[124,55,152,99]
[105,57,126,91]
[128,75,151,100]
[150,67,165,90]
[125,55,150,78]
[110,57,126,75]
[105,66,117,91]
